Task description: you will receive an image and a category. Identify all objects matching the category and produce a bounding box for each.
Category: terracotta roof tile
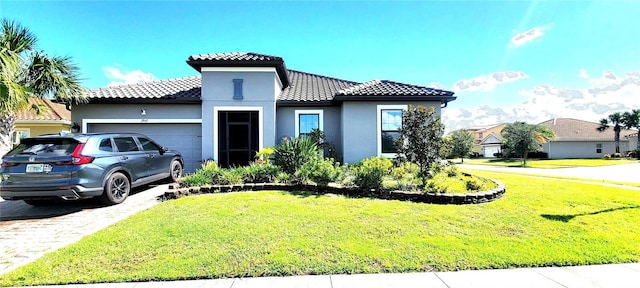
[88,76,201,102]
[278,70,359,103]
[540,118,636,142]
[188,52,283,62]
[15,97,70,121]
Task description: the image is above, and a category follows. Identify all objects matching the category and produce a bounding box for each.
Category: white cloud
[579,69,589,79]
[102,64,156,86]
[429,82,447,90]
[508,25,550,48]
[453,71,528,92]
[443,70,640,132]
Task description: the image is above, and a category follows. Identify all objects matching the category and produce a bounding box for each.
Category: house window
[377,105,407,156]
[596,143,602,154]
[478,132,483,139]
[295,110,323,138]
[11,129,30,145]
[233,79,243,99]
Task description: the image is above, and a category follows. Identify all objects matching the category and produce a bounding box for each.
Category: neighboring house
[539,118,636,158]
[478,133,503,157]
[73,52,456,172]
[13,97,72,145]
[462,123,506,156]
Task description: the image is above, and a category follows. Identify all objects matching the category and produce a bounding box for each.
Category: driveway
[0,184,167,274]
[457,162,640,184]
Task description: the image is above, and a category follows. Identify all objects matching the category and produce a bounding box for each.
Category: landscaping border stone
[162,174,505,205]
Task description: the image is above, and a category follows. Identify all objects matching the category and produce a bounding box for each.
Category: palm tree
[622,109,640,151]
[596,112,625,153]
[501,122,554,166]
[0,18,87,154]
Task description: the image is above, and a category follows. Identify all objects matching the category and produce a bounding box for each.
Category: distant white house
[539,118,637,158]
[479,133,502,157]
[626,133,638,152]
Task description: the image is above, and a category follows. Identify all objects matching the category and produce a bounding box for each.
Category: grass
[2,172,640,286]
[455,158,638,168]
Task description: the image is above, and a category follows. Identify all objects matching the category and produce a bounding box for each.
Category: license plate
[26,164,44,173]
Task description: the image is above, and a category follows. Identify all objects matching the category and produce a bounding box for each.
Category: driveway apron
[0,184,166,274]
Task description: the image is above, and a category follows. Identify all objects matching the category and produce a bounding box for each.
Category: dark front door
[218,111,259,167]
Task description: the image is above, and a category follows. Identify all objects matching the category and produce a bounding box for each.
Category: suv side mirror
[159,147,168,155]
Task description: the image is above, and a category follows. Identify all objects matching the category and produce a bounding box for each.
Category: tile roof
[15,97,70,122]
[88,76,201,103]
[187,52,289,88]
[336,80,454,97]
[539,118,636,142]
[278,70,360,103]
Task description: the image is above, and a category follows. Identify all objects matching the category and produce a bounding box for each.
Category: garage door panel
[88,123,201,173]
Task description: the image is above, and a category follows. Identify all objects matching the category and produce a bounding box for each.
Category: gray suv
[0,133,183,205]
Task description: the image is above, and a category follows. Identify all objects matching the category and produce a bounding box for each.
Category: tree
[449,129,474,163]
[0,19,87,154]
[396,105,445,179]
[622,109,640,151]
[501,121,555,166]
[596,112,625,153]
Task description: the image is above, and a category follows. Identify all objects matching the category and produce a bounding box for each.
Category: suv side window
[138,137,161,152]
[98,138,113,152]
[114,137,139,152]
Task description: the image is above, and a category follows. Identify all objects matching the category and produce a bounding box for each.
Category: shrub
[613,152,622,158]
[353,157,393,190]
[445,165,459,177]
[604,153,612,159]
[389,161,422,191]
[273,137,319,175]
[179,171,212,188]
[255,148,275,164]
[493,152,503,158]
[465,178,482,191]
[296,156,342,186]
[274,172,292,184]
[218,168,244,185]
[242,163,281,183]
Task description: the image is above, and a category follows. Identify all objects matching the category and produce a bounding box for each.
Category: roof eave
[86,98,202,104]
[276,100,336,107]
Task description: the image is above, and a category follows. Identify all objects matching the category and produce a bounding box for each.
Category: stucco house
[462,123,506,157]
[13,97,72,145]
[72,52,456,172]
[539,118,636,158]
[625,133,638,152]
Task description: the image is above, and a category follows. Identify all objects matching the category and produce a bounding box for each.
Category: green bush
[389,161,422,191]
[242,163,281,183]
[219,168,244,185]
[465,178,482,191]
[353,157,393,190]
[296,156,342,186]
[179,171,212,187]
[444,165,459,177]
[274,172,292,184]
[273,137,319,175]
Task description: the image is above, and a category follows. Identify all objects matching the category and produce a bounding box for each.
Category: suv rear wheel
[101,172,130,205]
[169,160,183,182]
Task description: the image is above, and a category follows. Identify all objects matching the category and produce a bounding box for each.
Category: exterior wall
[276,106,343,156]
[200,70,279,161]
[72,103,201,125]
[341,101,440,164]
[542,141,630,159]
[628,136,638,151]
[14,122,70,138]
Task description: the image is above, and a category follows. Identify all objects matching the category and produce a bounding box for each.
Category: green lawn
[2,172,640,286]
[455,158,638,168]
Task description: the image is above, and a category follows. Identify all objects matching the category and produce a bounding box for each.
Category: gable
[480,133,502,145]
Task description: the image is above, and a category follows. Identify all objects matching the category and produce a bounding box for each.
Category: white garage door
[483,146,500,158]
[88,123,202,173]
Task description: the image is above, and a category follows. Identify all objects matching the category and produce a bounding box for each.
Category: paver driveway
[0,184,167,274]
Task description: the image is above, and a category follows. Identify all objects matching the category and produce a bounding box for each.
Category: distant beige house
[539,118,637,158]
[626,133,638,151]
[12,97,72,145]
[463,123,506,157]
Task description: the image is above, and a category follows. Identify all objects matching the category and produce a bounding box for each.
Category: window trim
[294,109,323,138]
[376,105,407,157]
[596,143,602,154]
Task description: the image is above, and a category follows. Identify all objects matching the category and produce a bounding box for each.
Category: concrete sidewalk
[6,263,640,288]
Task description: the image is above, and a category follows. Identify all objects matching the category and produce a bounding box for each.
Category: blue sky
[3,1,640,130]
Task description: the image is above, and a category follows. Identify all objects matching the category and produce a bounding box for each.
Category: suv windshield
[7,138,79,156]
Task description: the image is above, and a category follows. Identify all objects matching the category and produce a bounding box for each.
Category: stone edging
[163,174,505,205]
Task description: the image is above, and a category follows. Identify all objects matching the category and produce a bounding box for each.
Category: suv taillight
[1,161,17,167]
[71,144,94,165]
